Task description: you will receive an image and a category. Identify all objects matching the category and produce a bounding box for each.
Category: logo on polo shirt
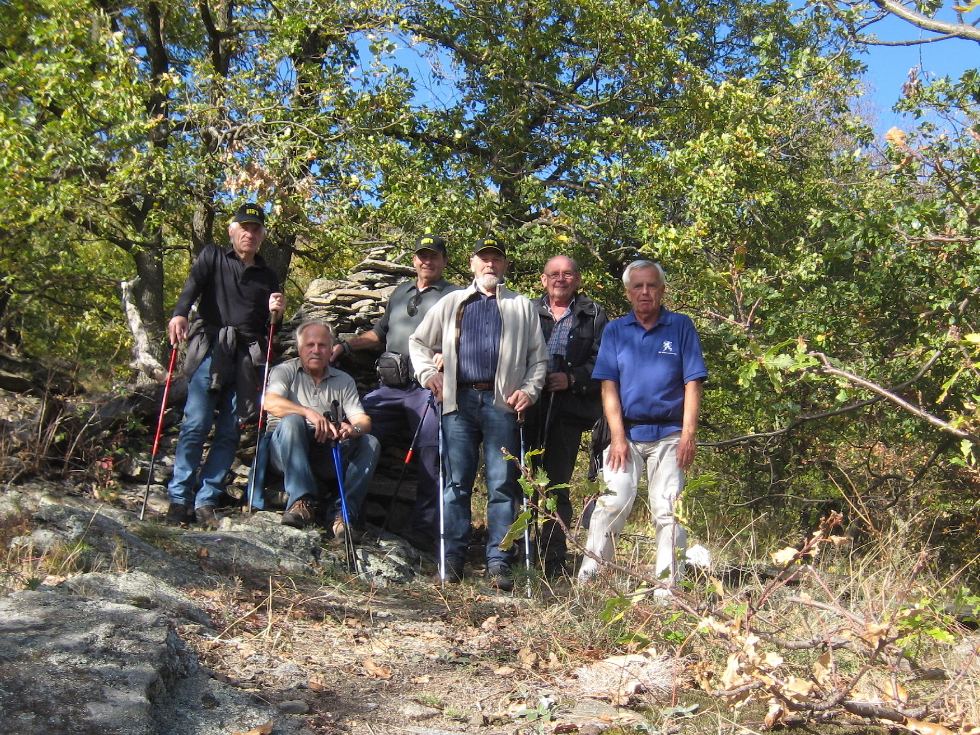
[658,340,676,355]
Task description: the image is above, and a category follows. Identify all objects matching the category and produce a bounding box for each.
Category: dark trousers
[527,399,589,565]
[362,383,439,540]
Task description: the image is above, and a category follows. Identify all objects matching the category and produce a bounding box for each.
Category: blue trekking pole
[330,400,359,575]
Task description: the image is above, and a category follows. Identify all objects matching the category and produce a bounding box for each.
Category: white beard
[476,273,499,292]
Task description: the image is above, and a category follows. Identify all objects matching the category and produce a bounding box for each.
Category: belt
[461,381,493,391]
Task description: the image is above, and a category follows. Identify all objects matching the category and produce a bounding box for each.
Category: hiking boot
[282,496,316,529]
[195,505,220,529]
[544,558,569,581]
[487,564,514,592]
[331,514,347,544]
[165,502,193,526]
[442,558,465,583]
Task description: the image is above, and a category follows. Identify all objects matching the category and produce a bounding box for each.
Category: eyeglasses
[545,271,577,281]
[407,291,423,317]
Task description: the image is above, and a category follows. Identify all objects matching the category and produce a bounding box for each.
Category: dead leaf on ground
[197,546,209,558]
[308,673,329,692]
[363,657,392,679]
[813,649,833,686]
[903,719,956,735]
[518,646,540,670]
[410,675,431,684]
[481,615,500,630]
[494,665,516,676]
[231,722,273,735]
[764,698,786,729]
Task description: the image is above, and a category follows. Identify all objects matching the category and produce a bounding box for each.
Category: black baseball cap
[472,237,505,257]
[233,203,265,225]
[414,234,447,256]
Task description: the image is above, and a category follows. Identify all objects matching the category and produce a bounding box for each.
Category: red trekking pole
[140,346,179,521]
[246,317,278,512]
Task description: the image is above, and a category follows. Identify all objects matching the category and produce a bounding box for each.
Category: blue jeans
[167,351,240,510]
[362,384,439,538]
[442,387,520,567]
[268,414,380,524]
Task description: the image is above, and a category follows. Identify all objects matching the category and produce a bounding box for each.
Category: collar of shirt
[625,306,675,331]
[411,278,453,294]
[222,246,268,269]
[546,294,576,321]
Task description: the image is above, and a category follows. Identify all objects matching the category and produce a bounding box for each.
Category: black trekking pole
[381,394,433,534]
[140,345,179,521]
[246,316,278,513]
[517,412,532,598]
[330,400,359,575]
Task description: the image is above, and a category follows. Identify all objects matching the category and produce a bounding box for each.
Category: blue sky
[856,12,977,134]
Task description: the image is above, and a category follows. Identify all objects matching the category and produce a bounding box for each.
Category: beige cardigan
[409,281,548,414]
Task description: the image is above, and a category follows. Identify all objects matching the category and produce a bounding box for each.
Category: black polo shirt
[173,244,280,339]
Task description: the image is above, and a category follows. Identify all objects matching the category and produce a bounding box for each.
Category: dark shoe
[442,558,465,583]
[165,502,192,526]
[544,558,569,581]
[195,505,220,529]
[282,496,316,529]
[487,564,514,592]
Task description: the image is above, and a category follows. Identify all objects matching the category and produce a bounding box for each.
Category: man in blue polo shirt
[577,260,707,594]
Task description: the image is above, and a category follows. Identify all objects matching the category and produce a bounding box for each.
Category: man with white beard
[410,238,547,590]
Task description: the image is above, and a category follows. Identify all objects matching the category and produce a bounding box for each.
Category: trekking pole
[139,345,179,521]
[330,400,359,575]
[518,412,532,598]
[381,395,433,533]
[246,315,278,513]
[437,400,446,585]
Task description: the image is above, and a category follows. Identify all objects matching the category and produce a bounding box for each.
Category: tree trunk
[125,241,166,382]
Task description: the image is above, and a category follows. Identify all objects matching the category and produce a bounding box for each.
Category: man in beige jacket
[410,238,547,590]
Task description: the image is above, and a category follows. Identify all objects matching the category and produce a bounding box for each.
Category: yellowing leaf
[772,546,799,565]
[885,127,907,147]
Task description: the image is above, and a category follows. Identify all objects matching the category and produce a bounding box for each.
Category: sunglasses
[407,291,424,317]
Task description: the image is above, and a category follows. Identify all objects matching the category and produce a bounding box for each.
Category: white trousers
[578,434,687,583]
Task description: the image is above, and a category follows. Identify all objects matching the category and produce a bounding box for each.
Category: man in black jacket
[528,255,608,578]
[165,203,284,528]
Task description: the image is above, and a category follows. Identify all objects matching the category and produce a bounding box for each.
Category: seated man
[264,320,380,533]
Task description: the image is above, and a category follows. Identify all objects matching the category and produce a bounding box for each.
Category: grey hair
[622,259,666,287]
[543,255,580,274]
[294,319,334,344]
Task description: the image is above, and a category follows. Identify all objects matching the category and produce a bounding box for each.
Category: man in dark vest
[165,203,284,528]
[528,255,608,579]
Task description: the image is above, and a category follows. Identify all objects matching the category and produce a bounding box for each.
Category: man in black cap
[409,238,547,590]
[165,203,284,528]
[330,234,459,549]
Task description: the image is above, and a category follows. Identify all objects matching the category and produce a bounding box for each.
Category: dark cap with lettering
[233,203,265,225]
[472,237,505,257]
[414,233,447,256]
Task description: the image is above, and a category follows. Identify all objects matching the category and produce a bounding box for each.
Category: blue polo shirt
[592,308,708,442]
